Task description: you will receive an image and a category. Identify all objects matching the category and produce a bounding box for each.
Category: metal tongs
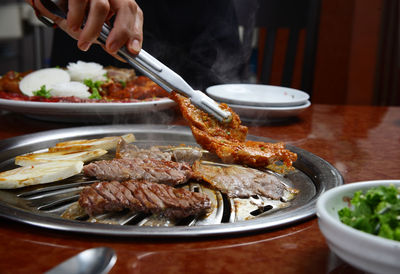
[38,0,232,123]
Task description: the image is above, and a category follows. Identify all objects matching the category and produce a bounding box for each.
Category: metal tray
[0,125,342,237]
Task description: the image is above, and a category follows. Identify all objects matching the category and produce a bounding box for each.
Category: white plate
[317,180,400,274]
[206,84,309,107]
[0,98,176,123]
[228,100,311,123]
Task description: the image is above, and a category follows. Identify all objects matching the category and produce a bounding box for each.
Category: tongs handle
[98,25,172,92]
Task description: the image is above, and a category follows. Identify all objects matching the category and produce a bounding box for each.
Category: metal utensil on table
[38,0,232,123]
[45,247,117,274]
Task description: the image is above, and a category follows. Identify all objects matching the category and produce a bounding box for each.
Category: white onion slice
[50,81,91,98]
[0,161,84,189]
[67,60,107,82]
[19,68,71,96]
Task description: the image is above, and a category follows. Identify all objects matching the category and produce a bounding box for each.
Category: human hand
[28,0,143,55]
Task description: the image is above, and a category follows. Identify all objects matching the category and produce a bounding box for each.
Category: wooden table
[0,104,399,273]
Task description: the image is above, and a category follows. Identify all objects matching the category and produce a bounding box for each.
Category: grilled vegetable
[0,161,83,189]
[48,134,135,152]
[15,149,107,166]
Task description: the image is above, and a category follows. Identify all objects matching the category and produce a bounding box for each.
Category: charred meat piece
[83,158,193,186]
[79,180,211,219]
[170,92,297,168]
[193,161,298,200]
[170,92,248,142]
[192,127,297,168]
[116,139,172,161]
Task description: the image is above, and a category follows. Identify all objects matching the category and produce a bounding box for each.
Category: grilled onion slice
[15,149,107,166]
[48,134,135,152]
[0,161,83,189]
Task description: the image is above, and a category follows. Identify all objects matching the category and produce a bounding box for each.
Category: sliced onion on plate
[19,68,71,96]
[50,81,91,98]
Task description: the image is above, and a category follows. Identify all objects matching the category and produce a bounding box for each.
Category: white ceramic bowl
[316,180,400,274]
[228,100,311,122]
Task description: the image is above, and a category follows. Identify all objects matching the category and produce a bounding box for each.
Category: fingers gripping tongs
[38,0,232,123]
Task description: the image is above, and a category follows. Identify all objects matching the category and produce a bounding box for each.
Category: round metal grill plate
[0,125,342,237]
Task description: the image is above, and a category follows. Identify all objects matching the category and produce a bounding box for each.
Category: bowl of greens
[316,180,400,274]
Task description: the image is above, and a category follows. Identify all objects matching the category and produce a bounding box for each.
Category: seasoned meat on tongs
[170,92,297,168]
[83,158,193,186]
[192,127,297,168]
[79,180,211,219]
[170,92,248,142]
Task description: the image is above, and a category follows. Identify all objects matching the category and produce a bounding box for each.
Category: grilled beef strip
[192,161,298,200]
[79,180,211,219]
[83,158,193,186]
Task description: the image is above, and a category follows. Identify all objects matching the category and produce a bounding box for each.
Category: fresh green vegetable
[338,185,400,241]
[119,80,127,88]
[89,88,102,100]
[83,79,104,99]
[33,85,52,98]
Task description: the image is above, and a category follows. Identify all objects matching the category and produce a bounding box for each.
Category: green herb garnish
[338,185,400,241]
[84,79,104,99]
[33,85,51,98]
[89,88,102,100]
[119,80,127,88]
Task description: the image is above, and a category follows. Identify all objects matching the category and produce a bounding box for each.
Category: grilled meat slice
[83,158,193,186]
[192,161,298,200]
[170,147,203,165]
[79,180,211,219]
[192,127,297,168]
[115,140,203,165]
[116,139,172,161]
[170,92,297,168]
[170,92,248,142]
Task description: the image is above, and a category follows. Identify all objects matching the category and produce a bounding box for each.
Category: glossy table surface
[0,104,399,273]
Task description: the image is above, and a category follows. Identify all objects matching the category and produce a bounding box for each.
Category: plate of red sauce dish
[0,61,176,123]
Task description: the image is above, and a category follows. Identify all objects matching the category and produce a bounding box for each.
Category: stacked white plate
[206,84,311,123]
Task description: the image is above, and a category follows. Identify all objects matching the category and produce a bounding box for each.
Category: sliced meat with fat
[79,180,211,219]
[192,161,298,200]
[83,158,193,186]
